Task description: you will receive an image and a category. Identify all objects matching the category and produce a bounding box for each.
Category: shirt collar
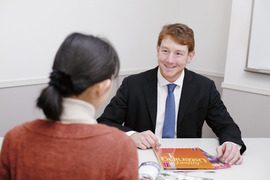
[157,67,185,87]
[60,98,97,124]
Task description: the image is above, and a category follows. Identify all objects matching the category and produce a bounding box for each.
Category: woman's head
[37,33,120,121]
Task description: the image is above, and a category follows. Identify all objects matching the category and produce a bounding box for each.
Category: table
[1,137,270,179]
[138,138,270,180]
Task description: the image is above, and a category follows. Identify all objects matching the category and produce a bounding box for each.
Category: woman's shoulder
[2,120,41,146]
[4,120,35,137]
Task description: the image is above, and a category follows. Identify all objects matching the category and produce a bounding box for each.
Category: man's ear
[187,50,195,64]
[156,44,160,56]
[96,79,112,96]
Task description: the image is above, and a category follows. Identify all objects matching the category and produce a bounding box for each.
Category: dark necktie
[162,84,177,138]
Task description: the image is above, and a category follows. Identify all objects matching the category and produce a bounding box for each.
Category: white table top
[138,138,270,180]
[1,137,269,179]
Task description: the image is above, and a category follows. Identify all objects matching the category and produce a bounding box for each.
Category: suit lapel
[142,67,158,128]
[177,69,196,127]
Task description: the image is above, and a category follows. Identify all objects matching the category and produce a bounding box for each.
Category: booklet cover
[200,148,231,170]
[153,148,214,170]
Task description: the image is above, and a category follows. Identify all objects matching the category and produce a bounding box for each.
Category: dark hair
[157,23,195,52]
[37,33,120,121]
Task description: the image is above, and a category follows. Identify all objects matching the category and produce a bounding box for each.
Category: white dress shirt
[154,68,184,138]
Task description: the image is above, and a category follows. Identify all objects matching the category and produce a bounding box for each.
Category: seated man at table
[97,23,246,165]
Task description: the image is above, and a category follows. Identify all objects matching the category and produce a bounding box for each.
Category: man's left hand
[216,142,243,165]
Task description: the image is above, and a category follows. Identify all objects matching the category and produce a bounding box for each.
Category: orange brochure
[153,148,214,170]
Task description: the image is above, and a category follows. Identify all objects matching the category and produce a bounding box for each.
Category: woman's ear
[69,79,112,109]
[96,79,112,96]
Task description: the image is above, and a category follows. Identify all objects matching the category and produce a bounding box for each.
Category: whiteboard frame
[245,0,270,75]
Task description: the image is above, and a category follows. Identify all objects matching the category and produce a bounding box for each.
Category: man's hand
[130,130,161,150]
[216,142,243,165]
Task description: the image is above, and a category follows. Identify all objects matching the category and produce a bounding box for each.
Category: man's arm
[98,79,161,149]
[97,78,132,132]
[98,68,161,149]
[206,81,246,151]
[204,80,246,165]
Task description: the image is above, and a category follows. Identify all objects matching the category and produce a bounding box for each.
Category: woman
[0,33,138,179]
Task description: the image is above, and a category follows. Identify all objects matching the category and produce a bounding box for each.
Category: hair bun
[49,70,74,96]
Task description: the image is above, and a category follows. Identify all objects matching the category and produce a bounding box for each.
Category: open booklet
[139,148,230,179]
[139,161,214,180]
[156,171,214,180]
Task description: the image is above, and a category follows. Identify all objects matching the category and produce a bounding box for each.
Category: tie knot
[167,84,176,93]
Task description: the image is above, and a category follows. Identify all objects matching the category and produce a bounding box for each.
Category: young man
[98,23,246,165]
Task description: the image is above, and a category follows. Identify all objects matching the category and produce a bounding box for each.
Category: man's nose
[166,53,174,63]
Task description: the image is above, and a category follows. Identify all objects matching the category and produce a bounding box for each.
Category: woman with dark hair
[0,33,138,180]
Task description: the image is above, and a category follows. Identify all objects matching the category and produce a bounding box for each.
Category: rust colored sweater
[0,120,138,180]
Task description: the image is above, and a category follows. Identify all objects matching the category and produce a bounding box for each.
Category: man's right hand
[130,130,161,150]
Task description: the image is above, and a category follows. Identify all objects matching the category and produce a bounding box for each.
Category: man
[97,23,246,165]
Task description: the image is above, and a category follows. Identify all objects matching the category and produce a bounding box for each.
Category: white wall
[0,0,181,87]
[222,0,270,137]
[181,0,232,77]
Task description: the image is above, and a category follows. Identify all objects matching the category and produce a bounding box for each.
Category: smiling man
[97,23,246,165]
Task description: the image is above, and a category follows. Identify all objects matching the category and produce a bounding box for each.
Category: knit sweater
[0,99,138,180]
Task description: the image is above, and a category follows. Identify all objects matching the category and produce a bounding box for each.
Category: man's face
[157,36,195,82]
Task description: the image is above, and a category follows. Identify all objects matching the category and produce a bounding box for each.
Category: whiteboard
[246,0,270,74]
[0,0,180,87]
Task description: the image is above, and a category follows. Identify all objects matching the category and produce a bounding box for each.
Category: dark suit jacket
[98,67,246,154]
